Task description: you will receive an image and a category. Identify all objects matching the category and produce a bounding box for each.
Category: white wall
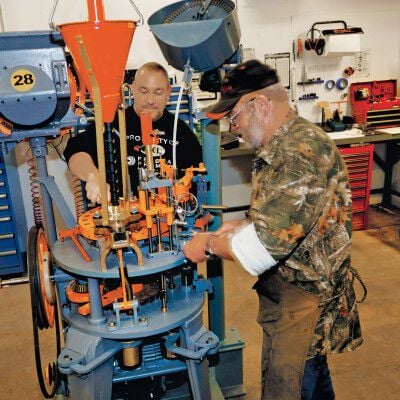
[1,0,400,227]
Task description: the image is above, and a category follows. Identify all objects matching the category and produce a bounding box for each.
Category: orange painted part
[117,249,128,302]
[132,283,144,293]
[59,20,135,122]
[76,284,143,316]
[87,0,105,22]
[140,113,158,145]
[66,285,90,303]
[194,213,212,231]
[37,229,55,328]
[159,158,174,180]
[78,208,101,240]
[59,226,91,262]
[77,201,172,242]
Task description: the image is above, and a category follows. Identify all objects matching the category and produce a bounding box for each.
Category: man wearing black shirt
[64,62,202,203]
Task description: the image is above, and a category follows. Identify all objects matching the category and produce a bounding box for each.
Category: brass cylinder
[122,346,140,368]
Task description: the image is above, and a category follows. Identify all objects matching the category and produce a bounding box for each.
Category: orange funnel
[59,2,135,122]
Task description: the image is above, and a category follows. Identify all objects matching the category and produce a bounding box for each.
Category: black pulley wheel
[27,226,61,398]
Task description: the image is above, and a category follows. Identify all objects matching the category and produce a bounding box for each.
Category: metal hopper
[148,0,241,72]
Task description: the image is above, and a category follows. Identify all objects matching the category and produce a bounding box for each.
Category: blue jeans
[301,355,335,400]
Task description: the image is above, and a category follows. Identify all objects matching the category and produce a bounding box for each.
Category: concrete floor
[0,208,399,399]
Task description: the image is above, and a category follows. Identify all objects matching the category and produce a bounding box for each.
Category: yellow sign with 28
[10,69,36,92]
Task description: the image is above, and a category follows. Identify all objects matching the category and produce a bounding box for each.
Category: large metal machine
[0,1,243,399]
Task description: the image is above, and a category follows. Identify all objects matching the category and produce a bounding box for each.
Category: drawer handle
[0,205,9,211]
[0,194,6,199]
[0,217,11,223]
[0,250,17,257]
[0,182,4,187]
[0,233,14,240]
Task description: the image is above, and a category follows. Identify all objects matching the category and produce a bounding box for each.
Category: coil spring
[72,175,86,218]
[26,147,43,226]
[69,280,88,293]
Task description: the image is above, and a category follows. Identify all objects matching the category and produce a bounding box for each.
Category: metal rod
[156,215,163,252]
[161,274,168,313]
[119,85,130,204]
[167,187,174,250]
[145,190,153,253]
[29,137,58,247]
[127,0,144,26]
[0,277,29,288]
[76,35,109,225]
[48,0,59,30]
[88,278,106,324]
[0,4,5,32]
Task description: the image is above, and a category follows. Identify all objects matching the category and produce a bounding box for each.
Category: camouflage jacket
[250,112,363,357]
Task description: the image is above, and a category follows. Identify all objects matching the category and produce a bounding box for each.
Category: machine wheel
[28,225,61,398]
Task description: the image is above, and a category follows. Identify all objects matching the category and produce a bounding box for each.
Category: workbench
[220,129,400,220]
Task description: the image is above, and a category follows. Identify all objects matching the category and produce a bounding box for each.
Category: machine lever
[164,329,219,360]
[59,346,121,375]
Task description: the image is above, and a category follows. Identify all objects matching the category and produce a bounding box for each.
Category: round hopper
[148,0,241,72]
[59,21,135,122]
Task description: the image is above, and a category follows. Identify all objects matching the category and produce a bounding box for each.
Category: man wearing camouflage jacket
[184,60,362,400]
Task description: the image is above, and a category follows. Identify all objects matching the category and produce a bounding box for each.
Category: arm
[68,152,104,204]
[183,231,234,264]
[183,221,277,276]
[64,125,111,204]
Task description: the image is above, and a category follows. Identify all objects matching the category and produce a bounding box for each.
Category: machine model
[0,0,244,399]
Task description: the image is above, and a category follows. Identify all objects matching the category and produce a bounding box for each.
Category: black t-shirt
[64,108,202,195]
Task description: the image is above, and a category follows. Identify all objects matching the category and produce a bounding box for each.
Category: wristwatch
[205,234,218,260]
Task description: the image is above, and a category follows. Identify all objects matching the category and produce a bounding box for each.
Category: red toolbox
[349,80,400,130]
[339,144,374,230]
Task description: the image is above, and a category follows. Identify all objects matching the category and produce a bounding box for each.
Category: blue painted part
[0,30,63,51]
[201,118,226,340]
[113,357,187,382]
[202,119,222,230]
[87,278,106,325]
[38,176,76,229]
[53,237,187,278]
[62,283,207,339]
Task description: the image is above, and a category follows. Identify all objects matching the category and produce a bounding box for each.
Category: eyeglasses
[227,98,255,127]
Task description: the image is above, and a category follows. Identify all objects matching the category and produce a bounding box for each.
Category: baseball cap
[205,59,279,119]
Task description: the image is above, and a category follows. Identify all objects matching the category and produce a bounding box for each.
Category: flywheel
[28,225,61,398]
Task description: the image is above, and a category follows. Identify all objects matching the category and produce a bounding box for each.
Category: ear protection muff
[314,33,325,56]
[304,29,325,55]
[304,29,315,51]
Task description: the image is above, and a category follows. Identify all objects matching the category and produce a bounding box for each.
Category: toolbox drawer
[0,149,26,274]
[0,233,17,252]
[0,216,13,234]
[351,187,368,197]
[0,192,8,207]
[339,144,374,230]
[0,250,19,267]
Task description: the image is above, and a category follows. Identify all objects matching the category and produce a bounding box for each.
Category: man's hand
[68,152,110,204]
[85,171,110,204]
[183,233,211,263]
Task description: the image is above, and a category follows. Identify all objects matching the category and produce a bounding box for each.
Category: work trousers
[255,272,323,400]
